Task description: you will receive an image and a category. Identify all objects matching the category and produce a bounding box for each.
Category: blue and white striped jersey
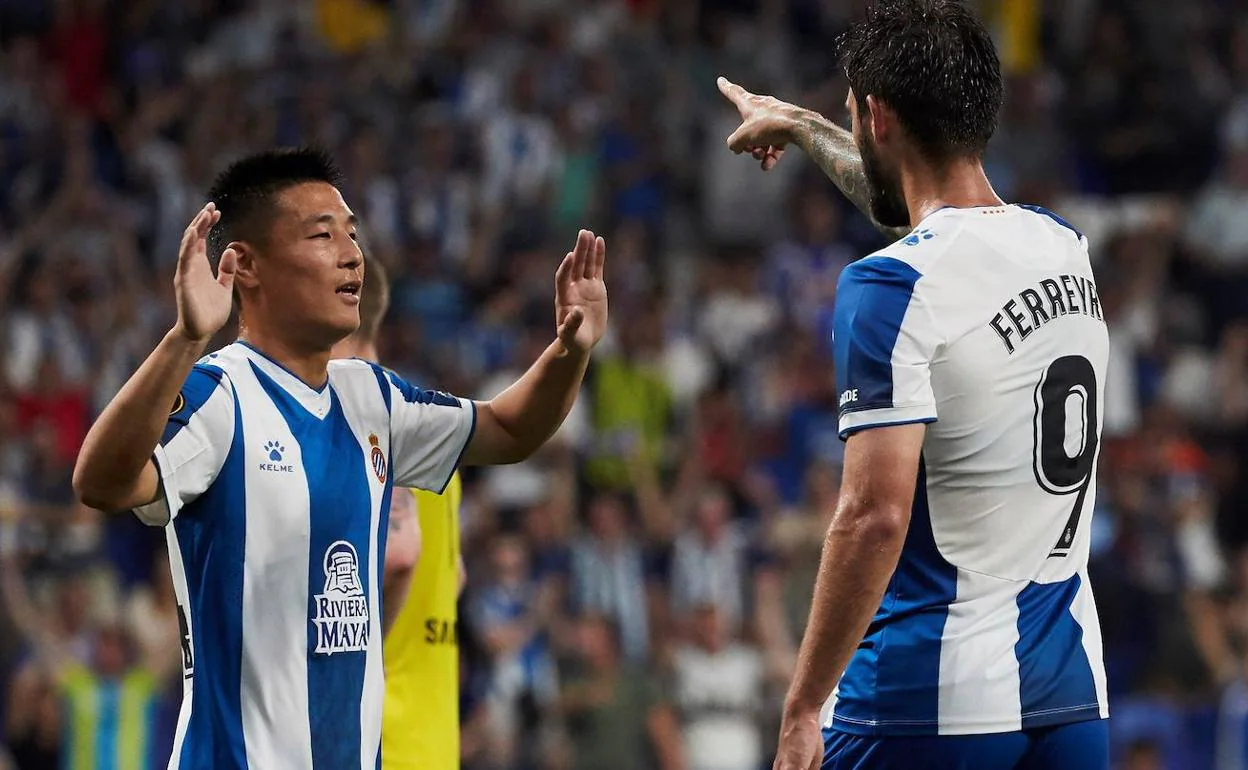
[825,205,1110,736]
[134,342,475,769]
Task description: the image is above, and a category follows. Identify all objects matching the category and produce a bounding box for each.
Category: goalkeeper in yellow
[333,258,464,770]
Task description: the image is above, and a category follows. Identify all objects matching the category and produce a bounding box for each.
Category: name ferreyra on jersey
[136,341,475,769]
[826,204,1109,736]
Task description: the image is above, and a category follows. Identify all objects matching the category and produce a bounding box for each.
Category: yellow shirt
[383,474,462,769]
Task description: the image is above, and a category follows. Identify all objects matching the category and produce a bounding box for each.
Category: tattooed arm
[717,77,911,241]
[791,111,912,241]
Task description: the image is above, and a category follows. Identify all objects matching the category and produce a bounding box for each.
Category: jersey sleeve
[385,370,476,492]
[832,257,941,440]
[133,364,236,526]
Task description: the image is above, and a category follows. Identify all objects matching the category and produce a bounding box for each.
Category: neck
[239,327,334,389]
[902,154,1003,228]
[330,336,379,364]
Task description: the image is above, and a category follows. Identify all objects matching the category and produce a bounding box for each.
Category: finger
[555,252,574,288]
[716,76,754,114]
[179,207,210,259]
[557,308,585,341]
[217,247,238,288]
[726,123,758,154]
[583,234,601,279]
[762,146,787,171]
[751,147,768,161]
[593,236,605,279]
[571,229,592,280]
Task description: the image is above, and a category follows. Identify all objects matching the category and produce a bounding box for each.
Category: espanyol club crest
[368,433,386,483]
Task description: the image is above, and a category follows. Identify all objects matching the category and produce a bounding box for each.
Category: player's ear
[864,94,892,146]
[231,242,260,290]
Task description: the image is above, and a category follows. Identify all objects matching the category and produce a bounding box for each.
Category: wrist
[790,108,830,151]
[782,693,825,722]
[167,325,212,353]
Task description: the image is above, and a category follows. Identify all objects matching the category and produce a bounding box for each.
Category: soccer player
[719,2,1110,769]
[71,147,608,770]
[329,257,465,769]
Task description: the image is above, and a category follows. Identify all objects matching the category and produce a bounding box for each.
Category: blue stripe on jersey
[252,363,373,769]
[833,458,957,735]
[386,370,461,408]
[832,257,923,414]
[239,341,328,393]
[163,365,225,446]
[1016,204,1083,241]
[1015,575,1100,729]
[175,393,247,769]
[369,364,392,415]
[371,361,394,770]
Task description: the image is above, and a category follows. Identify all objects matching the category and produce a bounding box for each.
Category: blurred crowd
[0,0,1247,768]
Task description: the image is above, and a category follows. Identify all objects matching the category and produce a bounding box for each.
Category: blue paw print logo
[903,229,936,246]
[265,441,285,462]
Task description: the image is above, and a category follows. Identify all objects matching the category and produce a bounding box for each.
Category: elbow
[71,459,124,513]
[71,461,106,511]
[833,501,910,547]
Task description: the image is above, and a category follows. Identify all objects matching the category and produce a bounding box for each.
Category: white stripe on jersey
[1074,567,1111,721]
[232,362,315,769]
[166,522,196,762]
[332,368,390,770]
[937,569,1022,734]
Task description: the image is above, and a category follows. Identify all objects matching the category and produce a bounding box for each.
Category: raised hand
[173,203,237,344]
[718,76,804,171]
[554,229,607,356]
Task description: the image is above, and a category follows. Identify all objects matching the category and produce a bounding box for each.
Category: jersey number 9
[1032,355,1099,558]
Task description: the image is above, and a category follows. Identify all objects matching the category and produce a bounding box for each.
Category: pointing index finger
[717,76,754,113]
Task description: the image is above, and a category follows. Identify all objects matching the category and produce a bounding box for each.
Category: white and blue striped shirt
[825,205,1110,736]
[135,342,475,769]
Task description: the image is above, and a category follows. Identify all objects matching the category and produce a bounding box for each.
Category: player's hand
[173,203,236,344]
[718,76,803,171]
[773,709,824,770]
[554,229,607,356]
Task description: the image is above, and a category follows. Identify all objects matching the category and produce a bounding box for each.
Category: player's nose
[338,241,362,269]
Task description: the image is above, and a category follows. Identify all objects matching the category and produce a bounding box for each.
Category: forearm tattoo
[798,115,912,242]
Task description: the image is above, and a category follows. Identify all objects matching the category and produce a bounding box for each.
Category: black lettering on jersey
[1020,288,1049,329]
[990,313,1017,354]
[1040,279,1067,317]
[170,393,186,417]
[1060,275,1080,315]
[424,617,458,646]
[1004,299,1033,342]
[989,275,1105,355]
[177,604,194,676]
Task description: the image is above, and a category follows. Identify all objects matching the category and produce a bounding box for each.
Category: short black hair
[840,0,1004,162]
[205,147,344,268]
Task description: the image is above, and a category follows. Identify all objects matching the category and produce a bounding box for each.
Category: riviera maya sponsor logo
[312,540,370,655]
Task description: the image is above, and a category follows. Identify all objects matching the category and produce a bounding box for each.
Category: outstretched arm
[463,230,607,466]
[717,77,911,241]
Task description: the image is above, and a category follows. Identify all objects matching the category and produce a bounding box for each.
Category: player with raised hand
[72,147,608,770]
[721,2,1110,770]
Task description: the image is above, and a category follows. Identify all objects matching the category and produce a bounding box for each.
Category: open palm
[174,203,237,343]
[554,229,608,356]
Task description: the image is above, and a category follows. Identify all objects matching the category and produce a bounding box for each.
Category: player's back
[826,205,1109,737]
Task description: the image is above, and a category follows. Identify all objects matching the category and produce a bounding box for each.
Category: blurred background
[0,0,1246,768]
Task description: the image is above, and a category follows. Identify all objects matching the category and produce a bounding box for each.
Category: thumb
[217,247,238,289]
[557,308,585,342]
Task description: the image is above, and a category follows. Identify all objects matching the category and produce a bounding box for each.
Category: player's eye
[311,232,331,240]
